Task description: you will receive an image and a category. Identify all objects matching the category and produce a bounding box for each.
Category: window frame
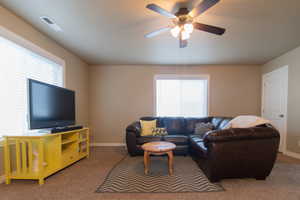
[153,74,210,117]
[0,26,66,140]
[0,26,66,87]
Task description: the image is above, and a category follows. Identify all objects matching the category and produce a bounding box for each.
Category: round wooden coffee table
[141,141,176,175]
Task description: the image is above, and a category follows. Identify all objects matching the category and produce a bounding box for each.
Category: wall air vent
[40,16,62,32]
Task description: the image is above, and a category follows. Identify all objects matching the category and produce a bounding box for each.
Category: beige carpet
[0,147,300,200]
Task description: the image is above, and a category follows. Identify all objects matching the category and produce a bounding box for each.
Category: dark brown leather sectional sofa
[126,116,280,182]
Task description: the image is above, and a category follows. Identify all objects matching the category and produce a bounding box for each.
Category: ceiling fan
[145,0,225,48]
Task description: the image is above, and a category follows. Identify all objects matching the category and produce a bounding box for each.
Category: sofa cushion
[189,135,204,143]
[194,142,207,156]
[185,117,211,134]
[190,139,207,157]
[163,135,189,145]
[161,117,186,135]
[136,136,162,145]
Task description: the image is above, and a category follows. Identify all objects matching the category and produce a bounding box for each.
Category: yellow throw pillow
[140,120,157,136]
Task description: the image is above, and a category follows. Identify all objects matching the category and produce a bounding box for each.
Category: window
[0,36,64,137]
[155,75,209,117]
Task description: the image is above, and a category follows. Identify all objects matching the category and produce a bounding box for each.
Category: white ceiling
[1,0,300,65]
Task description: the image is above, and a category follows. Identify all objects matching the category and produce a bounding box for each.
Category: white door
[262,66,288,152]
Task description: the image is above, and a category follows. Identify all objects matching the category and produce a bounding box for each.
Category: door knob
[279,114,284,118]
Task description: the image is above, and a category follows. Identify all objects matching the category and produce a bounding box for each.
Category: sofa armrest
[199,126,280,182]
[203,126,280,144]
[126,121,141,156]
[126,121,141,136]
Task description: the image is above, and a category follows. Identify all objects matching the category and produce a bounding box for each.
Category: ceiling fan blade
[193,22,225,35]
[146,4,176,18]
[145,27,171,38]
[189,0,220,18]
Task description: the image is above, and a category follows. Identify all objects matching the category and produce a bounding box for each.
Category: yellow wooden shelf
[10,171,39,179]
[61,138,77,145]
[79,153,87,159]
[62,147,76,155]
[3,128,89,185]
[79,138,87,143]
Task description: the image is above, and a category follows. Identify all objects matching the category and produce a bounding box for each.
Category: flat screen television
[28,79,75,129]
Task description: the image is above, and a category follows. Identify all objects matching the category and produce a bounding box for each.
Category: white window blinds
[0,36,64,137]
[156,76,208,117]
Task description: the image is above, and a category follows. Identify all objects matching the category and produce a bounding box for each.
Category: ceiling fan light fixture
[170,26,181,38]
[145,1,225,48]
[181,30,190,40]
[183,23,194,34]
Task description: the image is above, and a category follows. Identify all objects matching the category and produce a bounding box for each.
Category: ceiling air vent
[40,16,62,32]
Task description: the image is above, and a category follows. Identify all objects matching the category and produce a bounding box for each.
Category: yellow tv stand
[3,128,89,185]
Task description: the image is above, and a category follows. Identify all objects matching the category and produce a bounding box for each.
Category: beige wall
[89,65,262,144]
[0,6,89,177]
[262,46,300,154]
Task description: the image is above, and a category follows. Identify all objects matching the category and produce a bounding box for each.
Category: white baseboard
[284,150,300,160]
[0,175,5,184]
[90,143,126,147]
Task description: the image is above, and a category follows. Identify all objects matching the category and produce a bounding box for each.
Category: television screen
[28,79,75,129]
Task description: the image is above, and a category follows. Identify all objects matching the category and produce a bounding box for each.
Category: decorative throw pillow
[152,127,168,136]
[194,122,214,137]
[140,120,157,136]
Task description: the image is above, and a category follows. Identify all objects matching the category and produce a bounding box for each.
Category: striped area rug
[96,156,224,193]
